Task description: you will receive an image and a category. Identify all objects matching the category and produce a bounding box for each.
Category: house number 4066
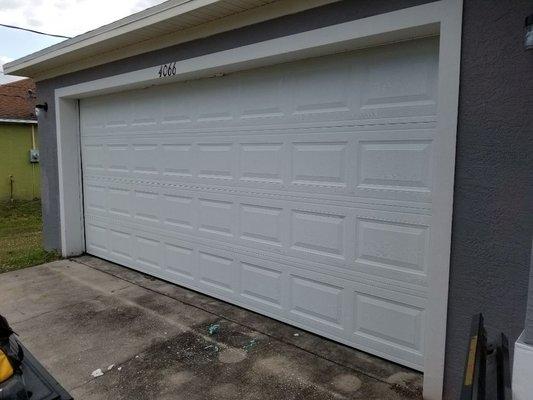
[158,62,177,78]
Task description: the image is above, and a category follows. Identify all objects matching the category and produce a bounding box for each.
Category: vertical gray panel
[525,240,533,345]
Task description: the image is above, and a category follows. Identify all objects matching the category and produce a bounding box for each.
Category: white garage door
[80,37,439,370]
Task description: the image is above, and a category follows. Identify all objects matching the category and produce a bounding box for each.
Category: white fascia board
[0,119,38,124]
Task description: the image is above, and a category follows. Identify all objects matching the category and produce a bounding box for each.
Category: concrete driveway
[0,256,422,399]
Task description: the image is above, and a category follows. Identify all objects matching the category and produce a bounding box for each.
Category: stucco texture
[34,1,533,398]
[444,1,533,396]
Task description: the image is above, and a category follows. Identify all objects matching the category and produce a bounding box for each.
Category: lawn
[0,200,60,274]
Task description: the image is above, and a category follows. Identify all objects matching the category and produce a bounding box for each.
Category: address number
[158,62,177,78]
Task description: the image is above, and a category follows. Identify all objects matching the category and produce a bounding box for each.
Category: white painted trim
[5,0,339,81]
[0,119,37,124]
[54,1,463,398]
[513,332,533,400]
[55,98,85,256]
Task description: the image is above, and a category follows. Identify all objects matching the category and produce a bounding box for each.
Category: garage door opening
[79,37,439,372]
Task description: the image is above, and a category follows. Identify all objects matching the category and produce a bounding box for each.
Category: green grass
[0,200,60,274]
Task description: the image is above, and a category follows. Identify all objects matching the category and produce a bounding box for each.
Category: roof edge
[0,119,38,124]
[4,0,339,81]
[4,0,213,74]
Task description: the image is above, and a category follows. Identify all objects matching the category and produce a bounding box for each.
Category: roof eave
[0,118,38,124]
[4,0,339,81]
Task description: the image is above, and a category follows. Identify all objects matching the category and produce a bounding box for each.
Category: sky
[0,0,166,83]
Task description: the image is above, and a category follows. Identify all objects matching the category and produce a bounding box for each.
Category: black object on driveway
[0,314,72,400]
[16,341,73,400]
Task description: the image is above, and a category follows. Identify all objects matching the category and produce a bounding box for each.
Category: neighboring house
[4,1,532,399]
[0,79,40,201]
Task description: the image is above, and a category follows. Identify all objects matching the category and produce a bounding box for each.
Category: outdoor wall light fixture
[34,103,48,117]
[526,14,533,50]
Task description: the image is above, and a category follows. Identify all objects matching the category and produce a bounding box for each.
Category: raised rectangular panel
[132,144,159,175]
[131,117,157,127]
[136,236,161,270]
[358,140,431,191]
[197,143,233,180]
[133,190,159,223]
[106,144,129,172]
[162,115,192,125]
[199,252,234,292]
[241,262,282,308]
[292,142,347,188]
[240,204,282,247]
[354,293,423,351]
[80,104,104,131]
[356,218,428,275]
[195,80,234,122]
[361,42,437,112]
[239,74,284,119]
[131,92,159,126]
[199,198,233,237]
[161,144,193,177]
[164,243,194,279]
[160,86,192,125]
[108,187,130,217]
[83,144,104,171]
[109,229,132,260]
[292,61,351,115]
[291,210,345,260]
[290,276,343,328]
[85,184,106,213]
[162,194,194,229]
[105,116,128,128]
[240,143,283,183]
[86,224,107,252]
[103,98,129,128]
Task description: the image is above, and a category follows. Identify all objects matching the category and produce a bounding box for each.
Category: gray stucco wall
[35,1,533,398]
[444,1,533,396]
[526,240,533,345]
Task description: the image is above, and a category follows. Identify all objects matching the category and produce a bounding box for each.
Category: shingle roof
[0,79,37,121]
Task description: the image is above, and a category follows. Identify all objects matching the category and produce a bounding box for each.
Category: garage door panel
[162,194,195,230]
[352,286,426,367]
[107,187,131,217]
[82,177,431,286]
[161,143,194,178]
[240,260,284,311]
[84,201,429,289]
[164,242,195,280]
[198,251,236,294]
[289,274,345,331]
[81,129,434,203]
[289,209,348,262]
[359,38,438,121]
[239,203,284,247]
[81,38,439,370]
[80,39,437,139]
[239,142,285,184]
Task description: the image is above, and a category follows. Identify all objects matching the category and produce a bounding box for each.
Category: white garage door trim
[54,1,463,398]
